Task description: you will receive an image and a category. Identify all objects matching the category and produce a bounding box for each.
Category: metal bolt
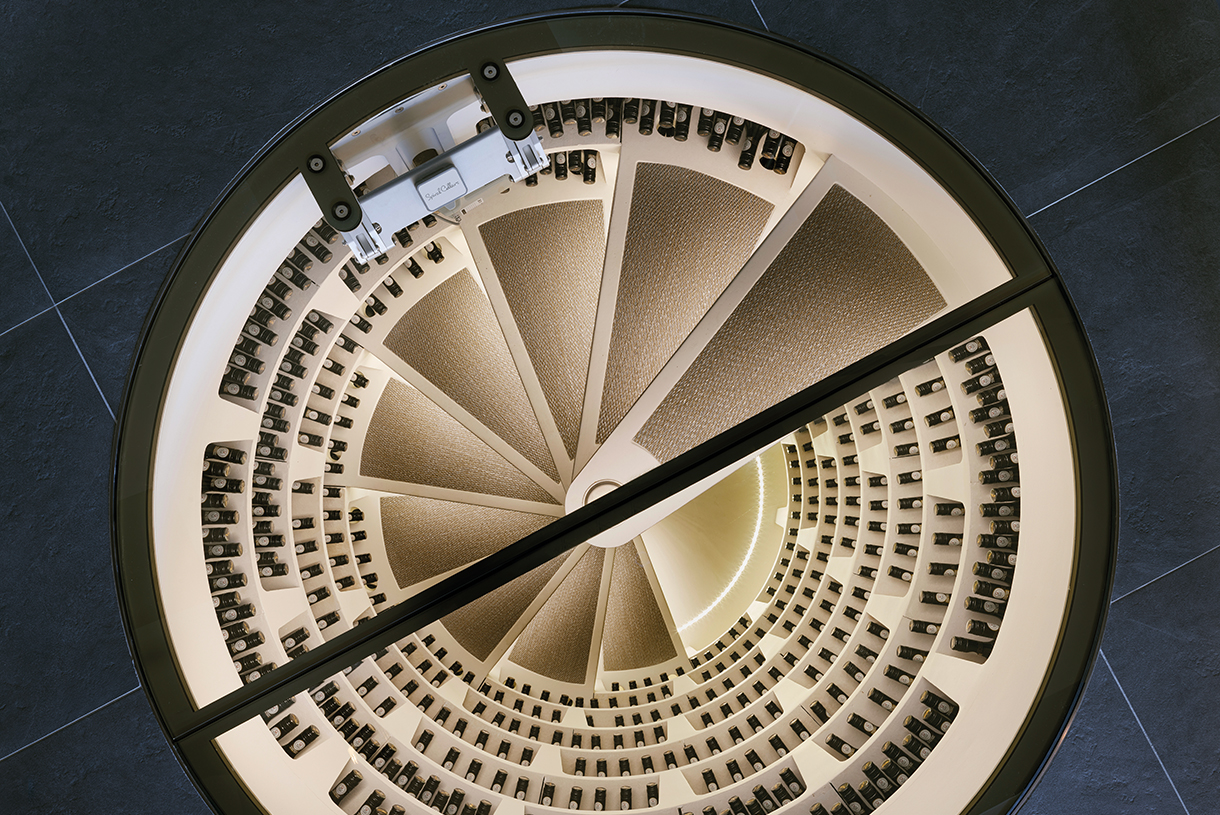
[332,203,350,220]
[507,110,524,128]
[482,63,499,80]
[307,155,325,172]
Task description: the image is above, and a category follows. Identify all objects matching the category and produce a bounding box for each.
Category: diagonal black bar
[173,270,1051,745]
[113,9,1063,744]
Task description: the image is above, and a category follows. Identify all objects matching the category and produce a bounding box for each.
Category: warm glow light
[677,455,766,632]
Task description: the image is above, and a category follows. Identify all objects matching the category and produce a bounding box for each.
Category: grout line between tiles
[0,685,142,764]
[1027,111,1220,218]
[0,229,187,339]
[0,303,58,339]
[54,306,117,421]
[1111,541,1220,605]
[748,0,769,30]
[1100,650,1191,815]
[56,233,189,306]
[0,200,56,304]
[0,201,54,308]
[0,199,123,421]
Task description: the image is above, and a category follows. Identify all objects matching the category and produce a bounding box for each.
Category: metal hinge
[300,58,548,264]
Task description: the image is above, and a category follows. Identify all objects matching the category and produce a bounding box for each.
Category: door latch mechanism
[301,57,548,264]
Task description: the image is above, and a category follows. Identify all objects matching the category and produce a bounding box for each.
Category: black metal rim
[111,10,1117,815]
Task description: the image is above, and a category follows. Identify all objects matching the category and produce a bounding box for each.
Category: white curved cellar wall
[865,309,1075,815]
[153,51,1013,708]
[194,316,1075,815]
[152,174,325,708]
[145,48,1070,813]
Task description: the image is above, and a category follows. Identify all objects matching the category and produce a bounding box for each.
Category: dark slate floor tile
[58,238,184,411]
[0,689,210,815]
[0,310,136,758]
[1028,117,1220,599]
[1102,546,1220,814]
[1,3,1216,812]
[1021,663,1185,815]
[620,0,767,30]
[0,0,611,302]
[754,0,1220,216]
[0,205,53,335]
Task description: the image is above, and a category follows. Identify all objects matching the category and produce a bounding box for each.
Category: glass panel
[157,47,1030,712]
[201,304,1084,815]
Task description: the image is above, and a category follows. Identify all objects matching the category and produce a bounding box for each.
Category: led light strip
[678,455,766,632]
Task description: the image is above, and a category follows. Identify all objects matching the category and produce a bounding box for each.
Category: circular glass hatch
[112,11,1116,815]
